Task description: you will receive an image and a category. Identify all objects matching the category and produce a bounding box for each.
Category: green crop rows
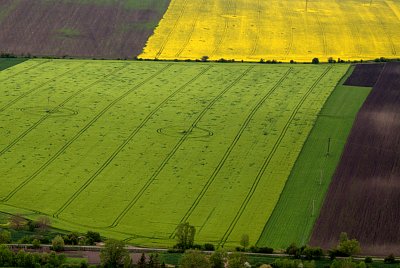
[257,67,372,249]
[0,59,347,248]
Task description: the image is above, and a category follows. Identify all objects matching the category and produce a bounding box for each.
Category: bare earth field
[0,0,170,59]
[311,62,400,256]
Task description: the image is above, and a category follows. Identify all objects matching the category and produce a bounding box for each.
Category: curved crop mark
[175,0,206,58]
[171,68,293,238]
[1,64,172,203]
[53,66,213,218]
[218,66,333,247]
[109,66,254,228]
[155,0,189,59]
[0,62,80,113]
[0,62,119,157]
[0,60,50,84]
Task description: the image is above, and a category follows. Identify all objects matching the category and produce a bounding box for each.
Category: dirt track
[0,0,169,59]
[311,62,400,256]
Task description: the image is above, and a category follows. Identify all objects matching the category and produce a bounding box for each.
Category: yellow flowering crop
[140,0,400,62]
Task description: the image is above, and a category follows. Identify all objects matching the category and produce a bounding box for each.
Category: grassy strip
[257,66,372,249]
[0,58,27,71]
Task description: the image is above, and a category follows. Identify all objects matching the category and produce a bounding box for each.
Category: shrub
[364,257,372,263]
[52,235,65,251]
[384,254,396,264]
[312,58,320,64]
[0,230,11,244]
[86,231,101,245]
[204,243,215,251]
[32,239,41,249]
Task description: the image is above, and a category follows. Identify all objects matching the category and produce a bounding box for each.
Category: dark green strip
[0,58,27,71]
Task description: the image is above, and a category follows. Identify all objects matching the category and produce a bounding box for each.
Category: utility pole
[319,169,323,185]
[312,199,315,216]
[326,137,331,156]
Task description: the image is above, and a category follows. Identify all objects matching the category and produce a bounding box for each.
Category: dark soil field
[344,63,385,87]
[0,0,170,59]
[310,62,400,256]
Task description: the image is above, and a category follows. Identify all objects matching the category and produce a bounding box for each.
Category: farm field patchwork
[0,0,170,59]
[311,62,400,256]
[0,59,347,248]
[140,0,400,62]
[257,67,372,249]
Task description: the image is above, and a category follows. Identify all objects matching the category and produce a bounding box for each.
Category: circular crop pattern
[20,106,78,117]
[157,125,213,138]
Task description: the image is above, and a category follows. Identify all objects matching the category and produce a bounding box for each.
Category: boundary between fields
[155,0,189,59]
[218,66,333,247]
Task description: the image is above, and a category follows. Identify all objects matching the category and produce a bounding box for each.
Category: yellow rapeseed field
[140,0,400,62]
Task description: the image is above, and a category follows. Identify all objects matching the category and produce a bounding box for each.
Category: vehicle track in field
[249,0,262,57]
[171,68,293,238]
[315,14,328,57]
[379,20,397,56]
[1,64,172,203]
[53,65,213,218]
[155,0,189,59]
[218,66,333,247]
[0,62,80,113]
[0,60,50,84]
[174,0,206,58]
[210,0,236,58]
[281,1,294,59]
[0,62,123,157]
[108,66,254,228]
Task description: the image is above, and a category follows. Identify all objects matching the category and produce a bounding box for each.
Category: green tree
[210,249,227,268]
[86,231,101,245]
[176,222,196,249]
[240,234,249,250]
[228,252,247,268]
[100,239,130,268]
[179,250,210,268]
[0,230,11,244]
[337,233,360,256]
[52,235,65,251]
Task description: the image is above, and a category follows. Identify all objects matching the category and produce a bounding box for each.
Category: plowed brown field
[0,0,169,59]
[311,62,400,255]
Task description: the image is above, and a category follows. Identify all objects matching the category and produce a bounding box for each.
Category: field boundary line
[0,60,50,83]
[53,65,213,218]
[155,0,189,59]
[218,66,333,247]
[171,67,293,238]
[109,66,255,228]
[174,0,206,58]
[0,62,125,157]
[255,65,352,247]
[0,64,172,203]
